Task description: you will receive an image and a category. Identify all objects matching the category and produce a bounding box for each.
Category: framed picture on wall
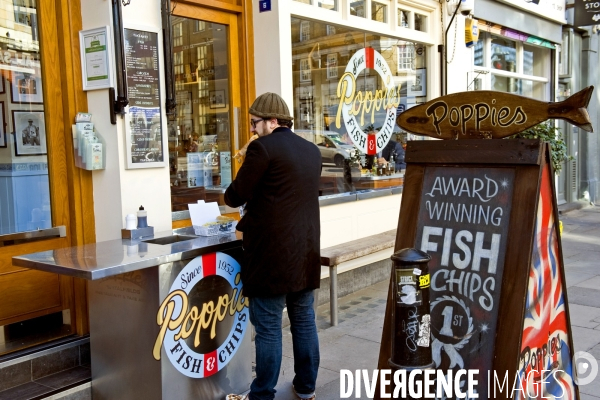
[11,69,44,104]
[79,26,114,90]
[0,102,5,147]
[209,90,225,109]
[12,110,47,156]
[407,68,426,97]
[177,91,192,114]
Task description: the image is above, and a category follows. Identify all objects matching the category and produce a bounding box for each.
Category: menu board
[124,28,163,167]
[415,166,514,397]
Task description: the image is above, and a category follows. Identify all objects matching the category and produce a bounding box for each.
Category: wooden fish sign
[397,86,594,139]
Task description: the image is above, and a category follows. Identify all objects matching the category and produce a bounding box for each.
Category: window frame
[473,31,551,100]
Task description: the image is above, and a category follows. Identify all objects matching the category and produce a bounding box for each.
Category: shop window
[0,0,51,234]
[523,44,546,76]
[415,13,427,32]
[559,30,572,77]
[474,29,551,101]
[319,0,338,10]
[169,17,233,211]
[291,17,428,196]
[519,80,546,98]
[350,1,366,17]
[491,37,516,73]
[398,9,410,28]
[372,2,387,23]
[474,36,484,66]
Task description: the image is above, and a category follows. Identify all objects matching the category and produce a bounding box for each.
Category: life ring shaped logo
[154,252,249,378]
[337,47,400,155]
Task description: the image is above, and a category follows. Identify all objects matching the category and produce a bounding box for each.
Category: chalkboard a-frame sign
[373,141,586,400]
[375,139,580,399]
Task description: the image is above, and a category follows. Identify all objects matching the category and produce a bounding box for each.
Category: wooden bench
[319,229,397,326]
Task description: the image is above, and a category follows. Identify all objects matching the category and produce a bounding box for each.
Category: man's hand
[234,134,259,162]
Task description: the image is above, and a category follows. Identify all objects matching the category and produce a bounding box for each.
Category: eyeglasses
[250,118,267,128]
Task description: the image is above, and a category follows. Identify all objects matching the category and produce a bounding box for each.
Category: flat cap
[249,92,293,120]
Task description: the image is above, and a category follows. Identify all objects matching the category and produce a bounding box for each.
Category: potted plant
[508,122,572,175]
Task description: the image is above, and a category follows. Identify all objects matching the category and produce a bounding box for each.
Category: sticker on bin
[188,201,237,236]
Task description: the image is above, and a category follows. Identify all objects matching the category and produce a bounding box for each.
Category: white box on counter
[193,220,237,236]
[188,200,237,236]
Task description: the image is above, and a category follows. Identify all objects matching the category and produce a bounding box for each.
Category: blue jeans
[248,290,320,400]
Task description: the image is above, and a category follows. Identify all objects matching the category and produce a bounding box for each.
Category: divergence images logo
[153,252,249,378]
[335,47,401,155]
[574,351,599,386]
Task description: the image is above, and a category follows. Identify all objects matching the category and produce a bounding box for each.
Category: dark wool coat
[224,127,322,297]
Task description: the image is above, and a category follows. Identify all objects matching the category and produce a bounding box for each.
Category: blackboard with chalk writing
[415,166,514,397]
[375,138,579,400]
[124,28,163,168]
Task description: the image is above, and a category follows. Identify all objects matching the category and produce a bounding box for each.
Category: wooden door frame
[37,0,95,335]
[170,0,255,229]
[0,0,93,335]
[51,0,98,336]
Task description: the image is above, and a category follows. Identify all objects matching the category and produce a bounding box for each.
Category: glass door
[0,0,75,355]
[169,5,241,210]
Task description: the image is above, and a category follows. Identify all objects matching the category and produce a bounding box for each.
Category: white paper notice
[82,29,110,89]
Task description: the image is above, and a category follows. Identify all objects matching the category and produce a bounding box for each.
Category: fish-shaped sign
[397,86,594,139]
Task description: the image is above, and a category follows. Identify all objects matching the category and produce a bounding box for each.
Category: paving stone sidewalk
[258,205,600,399]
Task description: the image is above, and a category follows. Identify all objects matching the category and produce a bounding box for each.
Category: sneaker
[293,386,316,400]
[225,394,249,400]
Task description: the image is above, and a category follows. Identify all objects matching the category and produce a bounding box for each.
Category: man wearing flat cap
[225,93,321,400]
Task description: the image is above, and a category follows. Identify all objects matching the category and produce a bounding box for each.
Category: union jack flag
[519,164,576,399]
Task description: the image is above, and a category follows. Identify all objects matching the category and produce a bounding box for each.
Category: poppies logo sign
[334,47,401,155]
[153,252,249,378]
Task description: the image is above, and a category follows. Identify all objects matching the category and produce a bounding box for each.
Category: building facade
[1,0,598,371]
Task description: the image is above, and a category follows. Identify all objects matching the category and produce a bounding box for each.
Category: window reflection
[415,13,427,32]
[372,2,387,23]
[319,0,337,10]
[0,0,51,235]
[474,35,484,66]
[491,37,516,72]
[291,18,427,196]
[523,44,545,76]
[350,1,366,17]
[169,18,232,211]
[398,9,409,28]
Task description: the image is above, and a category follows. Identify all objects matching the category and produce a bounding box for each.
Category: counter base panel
[88,251,251,399]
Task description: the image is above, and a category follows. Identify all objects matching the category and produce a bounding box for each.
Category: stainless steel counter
[11,227,241,280]
[12,227,249,400]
